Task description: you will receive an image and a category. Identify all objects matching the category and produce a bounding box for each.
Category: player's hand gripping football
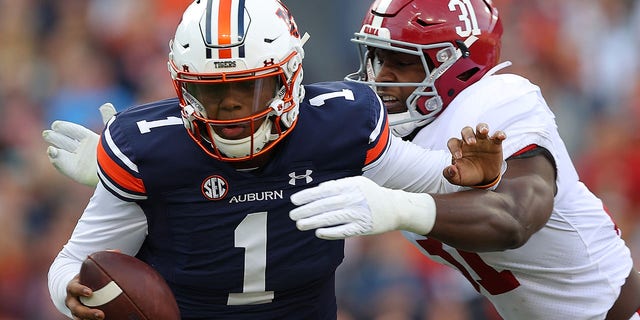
[65,274,105,320]
[42,103,115,187]
[289,123,506,240]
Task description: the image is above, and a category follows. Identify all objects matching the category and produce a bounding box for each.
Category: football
[79,251,180,320]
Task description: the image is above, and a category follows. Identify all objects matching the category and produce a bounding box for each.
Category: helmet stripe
[205,0,215,58]
[202,0,246,59]
[371,0,393,27]
[237,0,245,58]
[218,0,232,58]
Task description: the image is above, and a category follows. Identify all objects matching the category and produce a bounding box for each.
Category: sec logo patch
[201,175,229,200]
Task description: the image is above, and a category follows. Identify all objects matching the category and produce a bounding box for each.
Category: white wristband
[390,190,436,235]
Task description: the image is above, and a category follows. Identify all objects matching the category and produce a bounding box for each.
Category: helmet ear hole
[457,67,480,81]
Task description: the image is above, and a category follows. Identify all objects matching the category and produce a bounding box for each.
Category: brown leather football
[79,251,180,320]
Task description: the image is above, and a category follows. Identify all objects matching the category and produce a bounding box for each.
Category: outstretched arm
[290,123,509,241]
[426,153,555,252]
[363,123,506,194]
[290,141,555,252]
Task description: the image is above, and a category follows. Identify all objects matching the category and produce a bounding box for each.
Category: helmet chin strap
[389,92,440,138]
[388,112,420,137]
[211,119,275,158]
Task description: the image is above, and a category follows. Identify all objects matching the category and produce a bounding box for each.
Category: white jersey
[403,71,633,319]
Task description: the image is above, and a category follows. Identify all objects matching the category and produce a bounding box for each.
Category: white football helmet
[168,0,305,162]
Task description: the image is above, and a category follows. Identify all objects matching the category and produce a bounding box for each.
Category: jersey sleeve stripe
[97,138,146,194]
[364,120,390,166]
[363,93,390,166]
[104,118,139,173]
[368,94,385,143]
[511,144,539,157]
[97,169,147,201]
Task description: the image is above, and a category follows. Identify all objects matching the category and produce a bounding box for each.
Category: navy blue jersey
[96,81,390,319]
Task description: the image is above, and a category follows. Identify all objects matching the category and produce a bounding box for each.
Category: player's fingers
[99,103,116,124]
[475,122,490,139]
[290,178,350,206]
[67,277,104,320]
[447,137,463,160]
[67,276,90,295]
[490,130,507,143]
[43,129,80,151]
[48,147,72,167]
[442,165,460,184]
[290,194,349,221]
[70,306,104,320]
[46,146,59,160]
[48,148,76,171]
[52,120,96,142]
[68,301,103,320]
[291,185,330,206]
[295,210,348,231]
[460,126,477,144]
[315,223,359,240]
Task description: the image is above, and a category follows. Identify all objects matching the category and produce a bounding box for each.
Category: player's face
[371,49,426,114]
[186,76,278,139]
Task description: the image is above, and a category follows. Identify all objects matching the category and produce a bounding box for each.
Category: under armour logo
[264,58,275,67]
[289,170,313,185]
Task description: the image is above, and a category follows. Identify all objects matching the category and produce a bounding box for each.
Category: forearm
[428,168,553,252]
[428,189,523,251]
[48,250,82,318]
[47,183,148,317]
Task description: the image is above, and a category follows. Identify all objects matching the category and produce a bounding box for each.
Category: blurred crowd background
[0,0,638,319]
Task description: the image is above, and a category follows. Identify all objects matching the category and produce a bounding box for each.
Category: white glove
[290,176,436,240]
[42,103,116,187]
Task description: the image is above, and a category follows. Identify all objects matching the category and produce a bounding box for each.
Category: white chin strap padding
[211,119,274,158]
[388,112,420,138]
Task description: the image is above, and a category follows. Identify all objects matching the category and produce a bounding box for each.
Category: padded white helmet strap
[211,119,274,158]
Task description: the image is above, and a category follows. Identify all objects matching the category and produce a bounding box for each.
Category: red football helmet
[345,0,503,136]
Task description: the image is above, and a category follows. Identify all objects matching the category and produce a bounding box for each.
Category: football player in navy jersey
[45,0,507,319]
[290,0,640,319]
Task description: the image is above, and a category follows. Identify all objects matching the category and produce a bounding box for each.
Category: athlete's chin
[384,101,407,114]
[217,127,251,140]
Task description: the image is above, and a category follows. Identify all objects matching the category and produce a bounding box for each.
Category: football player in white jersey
[42,1,507,319]
[289,0,640,319]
